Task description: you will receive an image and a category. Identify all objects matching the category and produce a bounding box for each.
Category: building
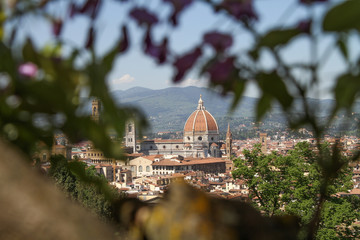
[126,95,223,158]
[129,154,227,177]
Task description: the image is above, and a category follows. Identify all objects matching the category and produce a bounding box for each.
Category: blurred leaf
[0,9,5,40]
[336,35,348,62]
[258,28,300,49]
[256,93,272,121]
[258,71,293,110]
[230,78,245,112]
[334,73,360,110]
[323,1,360,32]
[22,38,40,65]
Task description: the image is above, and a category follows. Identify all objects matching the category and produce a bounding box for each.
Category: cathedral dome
[184,95,218,133]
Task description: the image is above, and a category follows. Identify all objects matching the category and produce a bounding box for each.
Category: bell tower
[91,98,101,122]
[226,123,232,159]
[125,120,136,153]
[260,132,267,154]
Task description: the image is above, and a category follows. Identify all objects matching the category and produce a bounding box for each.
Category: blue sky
[16,0,346,99]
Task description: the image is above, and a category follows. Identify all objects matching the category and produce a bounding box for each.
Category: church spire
[197,94,205,110]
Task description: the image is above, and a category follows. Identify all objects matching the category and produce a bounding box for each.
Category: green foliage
[49,155,123,221]
[233,142,359,238]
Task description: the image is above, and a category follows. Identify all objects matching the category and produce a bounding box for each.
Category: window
[128,124,132,133]
[176,145,179,149]
[211,137,214,141]
[93,107,96,115]
[163,145,166,149]
[198,136,202,141]
[146,166,150,172]
[150,146,153,150]
[42,153,47,161]
[139,166,143,172]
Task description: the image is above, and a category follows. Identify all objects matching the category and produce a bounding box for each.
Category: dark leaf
[337,35,348,61]
[334,73,360,110]
[257,71,293,110]
[323,1,360,32]
[256,93,272,121]
[258,28,300,49]
[230,79,246,112]
[22,39,40,65]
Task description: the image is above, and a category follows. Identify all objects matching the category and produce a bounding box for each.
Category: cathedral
[124,95,232,158]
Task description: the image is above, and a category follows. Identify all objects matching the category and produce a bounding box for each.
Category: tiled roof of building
[152,157,226,166]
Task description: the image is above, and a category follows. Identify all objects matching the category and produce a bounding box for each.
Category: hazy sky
[17,0,348,99]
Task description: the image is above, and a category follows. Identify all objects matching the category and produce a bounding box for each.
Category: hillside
[110,86,347,133]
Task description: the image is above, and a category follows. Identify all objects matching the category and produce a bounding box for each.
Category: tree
[49,155,123,221]
[232,142,359,239]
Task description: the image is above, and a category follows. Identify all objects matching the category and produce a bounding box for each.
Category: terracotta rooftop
[184,95,218,133]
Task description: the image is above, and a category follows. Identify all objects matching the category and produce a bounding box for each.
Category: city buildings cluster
[42,96,360,203]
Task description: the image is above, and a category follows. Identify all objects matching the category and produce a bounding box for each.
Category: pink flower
[130,8,158,27]
[163,0,193,26]
[203,32,233,52]
[18,62,38,78]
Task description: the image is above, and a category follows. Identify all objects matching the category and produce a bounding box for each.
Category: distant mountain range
[110,86,353,133]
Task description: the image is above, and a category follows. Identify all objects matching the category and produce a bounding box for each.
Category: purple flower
[130,8,159,27]
[173,47,202,82]
[207,57,235,83]
[18,62,38,78]
[118,25,129,53]
[85,26,95,49]
[299,0,328,4]
[219,0,258,22]
[203,31,233,52]
[52,19,63,37]
[79,0,101,19]
[163,0,193,26]
[297,19,312,34]
[70,0,102,19]
[143,30,168,64]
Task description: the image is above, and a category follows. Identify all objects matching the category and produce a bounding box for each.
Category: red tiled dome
[184,95,218,133]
